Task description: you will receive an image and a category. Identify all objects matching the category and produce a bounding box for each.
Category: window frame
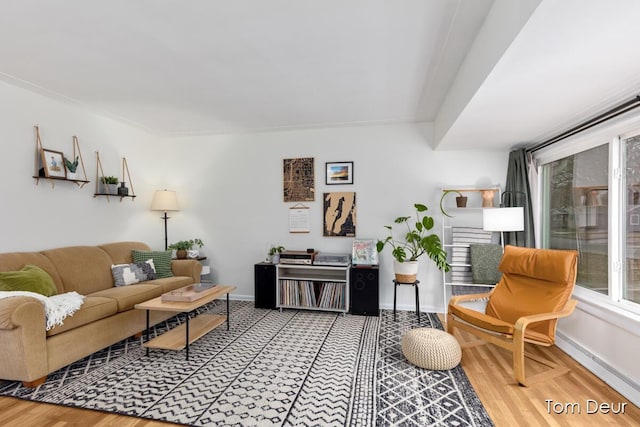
[532,111,640,323]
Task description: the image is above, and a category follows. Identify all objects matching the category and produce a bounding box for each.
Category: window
[541,144,609,295]
[624,135,640,304]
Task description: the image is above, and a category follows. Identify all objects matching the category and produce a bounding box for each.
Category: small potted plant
[268,245,285,264]
[100,176,119,195]
[376,203,449,282]
[168,238,204,259]
[64,156,79,180]
[439,190,467,217]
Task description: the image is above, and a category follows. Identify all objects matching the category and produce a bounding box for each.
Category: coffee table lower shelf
[143,314,226,351]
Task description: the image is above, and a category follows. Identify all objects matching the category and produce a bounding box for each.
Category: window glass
[542,144,609,294]
[625,135,640,303]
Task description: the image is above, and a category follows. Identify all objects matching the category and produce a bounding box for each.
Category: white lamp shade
[483,207,524,232]
[151,190,180,212]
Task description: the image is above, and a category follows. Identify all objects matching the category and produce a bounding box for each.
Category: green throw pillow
[131,250,173,279]
[470,244,503,285]
[0,264,58,296]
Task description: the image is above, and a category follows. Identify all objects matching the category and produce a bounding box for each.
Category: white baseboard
[556,332,640,408]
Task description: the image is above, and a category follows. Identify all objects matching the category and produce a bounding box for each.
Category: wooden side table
[393,279,420,322]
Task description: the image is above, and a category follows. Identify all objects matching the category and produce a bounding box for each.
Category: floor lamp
[482,206,524,249]
[151,190,180,250]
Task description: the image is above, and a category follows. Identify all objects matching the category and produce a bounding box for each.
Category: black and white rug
[0,301,492,426]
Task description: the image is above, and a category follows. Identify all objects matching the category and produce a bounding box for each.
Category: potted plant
[376,203,450,282]
[168,238,204,259]
[268,245,285,264]
[100,176,119,195]
[439,190,467,218]
[64,156,79,180]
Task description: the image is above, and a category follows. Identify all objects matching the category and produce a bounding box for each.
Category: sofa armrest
[0,296,48,382]
[171,259,203,283]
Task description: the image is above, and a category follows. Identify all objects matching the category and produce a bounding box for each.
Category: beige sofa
[0,241,202,387]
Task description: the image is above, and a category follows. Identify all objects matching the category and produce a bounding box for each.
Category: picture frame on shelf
[325,161,353,185]
[352,238,378,265]
[41,149,66,178]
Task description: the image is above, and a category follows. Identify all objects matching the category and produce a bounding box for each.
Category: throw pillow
[0,264,58,296]
[470,243,503,285]
[131,249,173,279]
[111,260,157,286]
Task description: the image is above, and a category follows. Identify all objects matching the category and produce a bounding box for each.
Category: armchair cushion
[486,245,578,341]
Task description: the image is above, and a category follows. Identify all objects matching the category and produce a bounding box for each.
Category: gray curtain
[503,148,535,247]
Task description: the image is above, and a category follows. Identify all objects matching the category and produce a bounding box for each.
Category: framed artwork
[325,161,353,185]
[323,192,356,237]
[352,239,378,265]
[283,157,315,202]
[41,149,66,178]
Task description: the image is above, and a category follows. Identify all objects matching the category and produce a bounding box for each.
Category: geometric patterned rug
[0,301,493,426]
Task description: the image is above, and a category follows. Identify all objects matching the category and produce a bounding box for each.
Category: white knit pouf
[401,328,461,370]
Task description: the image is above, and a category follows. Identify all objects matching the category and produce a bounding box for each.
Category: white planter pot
[66,171,78,180]
[393,260,419,283]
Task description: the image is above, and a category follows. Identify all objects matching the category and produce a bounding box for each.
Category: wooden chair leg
[22,376,46,388]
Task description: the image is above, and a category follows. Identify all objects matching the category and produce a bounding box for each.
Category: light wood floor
[1,320,638,426]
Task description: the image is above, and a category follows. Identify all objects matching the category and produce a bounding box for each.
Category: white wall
[0,80,172,252]
[168,123,509,311]
[0,80,509,311]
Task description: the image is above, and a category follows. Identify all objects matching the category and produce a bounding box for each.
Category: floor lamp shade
[151,190,180,250]
[151,190,180,212]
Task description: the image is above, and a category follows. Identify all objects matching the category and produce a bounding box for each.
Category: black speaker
[350,266,379,316]
[254,262,276,309]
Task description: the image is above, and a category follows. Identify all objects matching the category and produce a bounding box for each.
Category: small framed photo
[41,149,66,178]
[325,161,353,185]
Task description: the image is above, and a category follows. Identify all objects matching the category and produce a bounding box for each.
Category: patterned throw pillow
[111,260,157,287]
[131,250,173,279]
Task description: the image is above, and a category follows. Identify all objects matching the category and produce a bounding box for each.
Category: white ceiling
[2,0,640,150]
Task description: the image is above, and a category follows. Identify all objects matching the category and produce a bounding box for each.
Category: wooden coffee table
[135,284,236,360]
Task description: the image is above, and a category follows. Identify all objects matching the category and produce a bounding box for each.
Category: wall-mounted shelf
[93,151,136,202]
[33,126,90,188]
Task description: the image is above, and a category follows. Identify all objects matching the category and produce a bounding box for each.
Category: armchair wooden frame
[447,292,577,386]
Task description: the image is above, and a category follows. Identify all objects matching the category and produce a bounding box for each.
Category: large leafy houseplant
[376,203,450,276]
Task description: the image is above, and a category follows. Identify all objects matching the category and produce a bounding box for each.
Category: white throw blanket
[0,291,85,330]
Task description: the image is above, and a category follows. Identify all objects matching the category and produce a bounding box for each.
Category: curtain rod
[527,94,640,154]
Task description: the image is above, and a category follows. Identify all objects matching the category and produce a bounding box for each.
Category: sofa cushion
[90,284,163,312]
[46,296,118,337]
[111,261,156,286]
[0,264,58,296]
[98,241,152,265]
[40,246,115,295]
[0,252,64,294]
[132,250,173,279]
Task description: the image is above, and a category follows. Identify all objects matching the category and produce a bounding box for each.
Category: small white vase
[66,171,78,180]
[393,260,419,283]
[272,254,280,264]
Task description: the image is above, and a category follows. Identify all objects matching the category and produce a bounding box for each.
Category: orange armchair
[446,245,578,386]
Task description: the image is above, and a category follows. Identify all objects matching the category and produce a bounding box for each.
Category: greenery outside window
[541,144,609,295]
